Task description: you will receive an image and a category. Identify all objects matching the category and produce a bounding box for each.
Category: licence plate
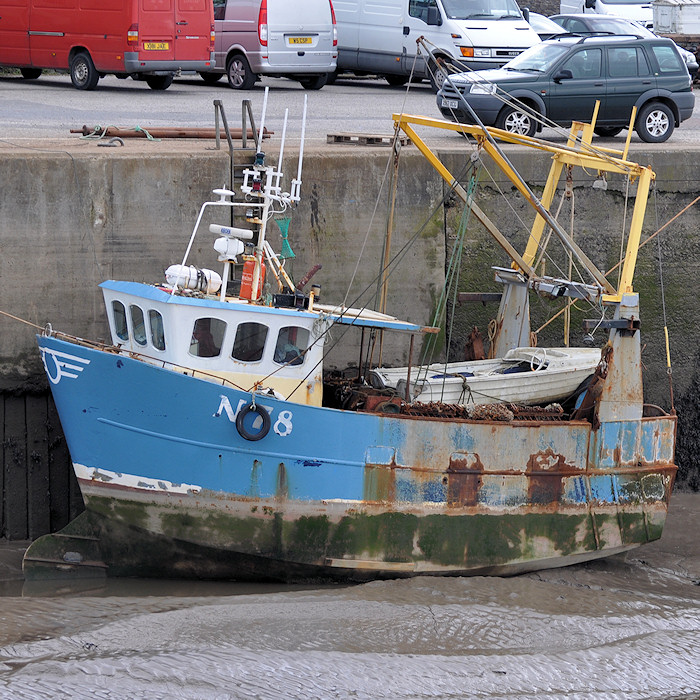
[442,98,459,109]
[144,42,170,50]
[289,37,312,45]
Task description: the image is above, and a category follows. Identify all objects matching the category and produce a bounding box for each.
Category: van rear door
[266,0,335,69]
[173,0,212,62]
[138,0,177,62]
[0,0,31,65]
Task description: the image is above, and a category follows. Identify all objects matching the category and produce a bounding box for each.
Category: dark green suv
[436,35,695,142]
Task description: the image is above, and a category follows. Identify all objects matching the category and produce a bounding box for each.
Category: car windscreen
[442,0,522,20]
[504,42,571,71]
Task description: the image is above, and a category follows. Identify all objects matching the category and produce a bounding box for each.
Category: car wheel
[226,54,257,90]
[428,54,450,92]
[385,74,408,87]
[299,74,328,90]
[199,72,223,85]
[20,68,42,80]
[145,75,173,90]
[594,126,623,137]
[70,52,99,90]
[496,105,538,137]
[325,69,340,85]
[635,102,674,143]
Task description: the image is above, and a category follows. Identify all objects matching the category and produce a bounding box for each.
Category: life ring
[236,402,271,441]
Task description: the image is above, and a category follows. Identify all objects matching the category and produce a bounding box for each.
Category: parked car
[525,11,568,40]
[551,13,699,77]
[199,0,337,90]
[558,0,653,29]
[436,34,695,142]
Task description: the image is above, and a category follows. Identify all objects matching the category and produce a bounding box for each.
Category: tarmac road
[1,70,699,150]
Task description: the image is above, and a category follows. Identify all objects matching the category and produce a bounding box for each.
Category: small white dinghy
[370,346,602,406]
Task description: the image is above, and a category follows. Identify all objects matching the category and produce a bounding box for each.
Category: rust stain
[446,453,484,507]
[363,463,397,502]
[276,463,289,500]
[526,449,576,504]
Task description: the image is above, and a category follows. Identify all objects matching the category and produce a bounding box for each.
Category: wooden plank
[27,394,51,539]
[47,395,72,532]
[4,395,28,539]
[326,132,412,147]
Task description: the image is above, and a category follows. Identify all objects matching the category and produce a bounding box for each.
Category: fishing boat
[23,97,677,582]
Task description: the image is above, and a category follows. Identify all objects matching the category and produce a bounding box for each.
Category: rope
[0,309,45,331]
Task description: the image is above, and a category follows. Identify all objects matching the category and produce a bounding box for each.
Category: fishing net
[276,218,295,260]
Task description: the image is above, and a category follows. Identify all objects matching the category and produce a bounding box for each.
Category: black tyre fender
[385,74,409,87]
[145,74,174,90]
[70,51,99,90]
[496,104,538,137]
[20,67,42,80]
[236,402,271,441]
[199,71,223,85]
[635,101,675,143]
[299,73,328,90]
[226,53,257,90]
[593,126,623,137]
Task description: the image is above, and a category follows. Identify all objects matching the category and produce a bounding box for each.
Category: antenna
[291,94,307,202]
[258,86,269,148]
[273,108,289,195]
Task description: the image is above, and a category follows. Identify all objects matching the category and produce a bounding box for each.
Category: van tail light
[258,0,268,47]
[210,23,215,49]
[127,24,139,46]
[329,0,337,47]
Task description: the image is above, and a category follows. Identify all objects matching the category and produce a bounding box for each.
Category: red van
[0,0,215,90]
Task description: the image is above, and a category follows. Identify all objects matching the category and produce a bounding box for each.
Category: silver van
[200,0,338,89]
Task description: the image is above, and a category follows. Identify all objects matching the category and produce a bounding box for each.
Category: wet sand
[0,493,698,699]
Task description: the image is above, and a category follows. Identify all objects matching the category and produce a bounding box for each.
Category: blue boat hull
[31,334,677,581]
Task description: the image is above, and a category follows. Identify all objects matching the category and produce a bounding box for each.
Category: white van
[332,0,540,89]
[200,0,337,89]
[558,0,654,28]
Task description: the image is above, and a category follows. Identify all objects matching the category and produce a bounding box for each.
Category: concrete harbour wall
[1,142,700,538]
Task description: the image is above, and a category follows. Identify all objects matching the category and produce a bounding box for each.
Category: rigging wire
[653,183,675,412]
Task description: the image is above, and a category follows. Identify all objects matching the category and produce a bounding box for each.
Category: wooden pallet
[326,132,412,146]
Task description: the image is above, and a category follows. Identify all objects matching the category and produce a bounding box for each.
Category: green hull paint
[80,491,664,576]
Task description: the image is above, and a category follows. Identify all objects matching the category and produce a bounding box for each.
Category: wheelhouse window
[232,322,268,363]
[130,305,147,346]
[190,317,226,358]
[274,326,309,366]
[112,300,129,341]
[148,309,166,351]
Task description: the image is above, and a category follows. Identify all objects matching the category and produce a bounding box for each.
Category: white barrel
[165,265,222,294]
